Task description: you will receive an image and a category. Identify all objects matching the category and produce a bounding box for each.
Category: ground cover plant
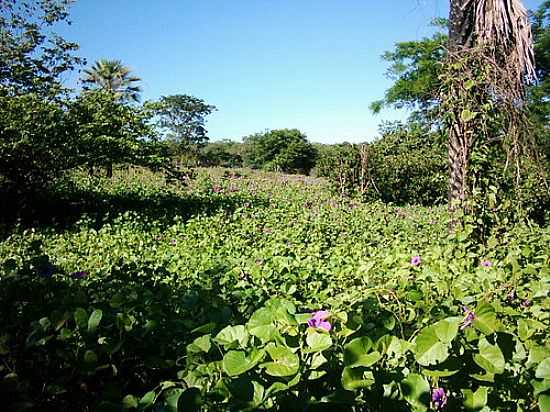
[0,168,548,411]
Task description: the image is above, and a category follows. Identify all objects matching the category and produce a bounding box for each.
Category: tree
[369,19,447,122]
[0,0,82,190]
[70,89,154,177]
[150,94,217,147]
[80,60,143,176]
[445,0,536,216]
[200,139,244,167]
[82,59,142,103]
[0,0,82,98]
[243,129,317,174]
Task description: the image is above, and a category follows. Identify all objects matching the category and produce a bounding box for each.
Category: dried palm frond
[463,0,536,88]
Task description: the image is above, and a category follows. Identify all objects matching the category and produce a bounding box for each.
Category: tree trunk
[106,163,113,178]
[87,161,94,177]
[447,0,475,220]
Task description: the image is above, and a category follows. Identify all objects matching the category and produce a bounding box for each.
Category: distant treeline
[178,123,447,206]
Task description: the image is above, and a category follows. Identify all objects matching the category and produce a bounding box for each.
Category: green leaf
[311,352,328,370]
[473,303,499,335]
[460,109,478,123]
[214,325,248,348]
[74,308,88,330]
[533,379,550,397]
[536,358,550,379]
[248,308,277,343]
[87,309,103,334]
[341,367,375,391]
[262,346,299,377]
[344,337,381,368]
[138,390,156,410]
[473,337,505,375]
[401,373,430,412]
[414,326,450,366]
[122,394,138,409]
[434,317,460,344]
[187,335,211,354]
[540,394,550,412]
[528,346,550,369]
[83,350,98,366]
[306,331,332,352]
[464,79,476,90]
[223,349,264,377]
[462,387,488,410]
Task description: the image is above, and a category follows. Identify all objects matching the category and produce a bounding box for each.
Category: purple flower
[307,310,332,332]
[70,271,88,279]
[480,260,492,268]
[506,289,517,302]
[521,299,532,308]
[212,185,222,193]
[431,387,448,409]
[460,305,475,330]
[410,255,421,266]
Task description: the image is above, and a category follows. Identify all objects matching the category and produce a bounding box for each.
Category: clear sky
[58,0,544,144]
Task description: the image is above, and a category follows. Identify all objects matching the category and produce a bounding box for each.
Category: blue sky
[58,0,544,144]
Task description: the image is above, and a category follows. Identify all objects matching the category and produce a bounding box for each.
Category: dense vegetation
[1,169,549,411]
[1,0,549,411]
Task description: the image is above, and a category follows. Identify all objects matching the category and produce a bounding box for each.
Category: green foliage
[369,20,447,121]
[0,168,548,410]
[364,123,447,205]
[0,0,82,188]
[0,93,78,188]
[313,142,362,196]
[70,89,157,174]
[82,59,142,103]
[243,129,317,174]
[199,139,244,168]
[0,0,82,98]
[149,94,217,146]
[314,123,447,205]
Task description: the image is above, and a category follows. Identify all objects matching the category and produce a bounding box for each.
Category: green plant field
[1,168,548,411]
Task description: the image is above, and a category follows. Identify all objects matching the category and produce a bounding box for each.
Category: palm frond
[466,0,536,84]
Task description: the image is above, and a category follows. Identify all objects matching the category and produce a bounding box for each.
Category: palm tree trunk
[447,0,475,221]
[448,120,471,207]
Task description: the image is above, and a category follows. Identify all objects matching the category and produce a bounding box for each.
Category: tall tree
[0,0,82,191]
[82,59,142,103]
[445,0,536,215]
[0,0,82,98]
[81,59,142,176]
[151,95,217,144]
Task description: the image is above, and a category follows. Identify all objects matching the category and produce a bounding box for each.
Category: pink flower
[410,255,421,266]
[480,260,492,267]
[307,310,331,331]
[460,305,475,330]
[431,387,448,409]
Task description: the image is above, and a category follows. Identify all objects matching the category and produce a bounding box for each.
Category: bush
[243,129,317,174]
[315,123,447,205]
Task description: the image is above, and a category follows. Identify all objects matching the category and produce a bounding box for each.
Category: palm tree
[82,59,142,103]
[81,59,142,177]
[446,0,536,217]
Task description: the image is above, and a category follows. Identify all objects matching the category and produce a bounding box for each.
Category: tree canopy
[149,94,217,146]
